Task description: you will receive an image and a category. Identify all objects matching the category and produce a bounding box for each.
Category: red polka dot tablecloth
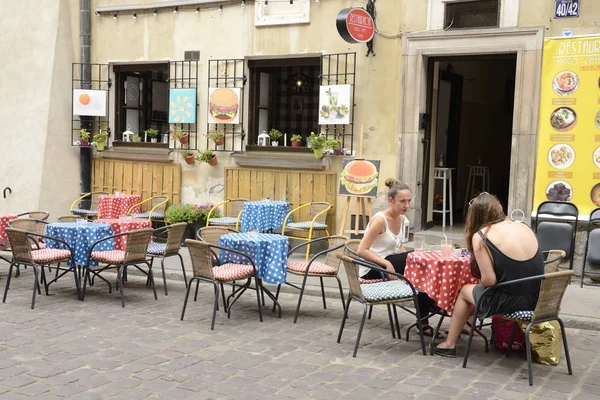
[405,251,479,314]
[97,195,142,219]
[94,218,151,250]
[0,214,17,241]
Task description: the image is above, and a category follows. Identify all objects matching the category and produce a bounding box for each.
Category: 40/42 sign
[555,0,580,18]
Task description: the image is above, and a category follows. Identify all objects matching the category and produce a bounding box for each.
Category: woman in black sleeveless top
[433,193,544,357]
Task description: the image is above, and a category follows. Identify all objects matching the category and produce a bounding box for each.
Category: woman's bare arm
[357,216,396,274]
[472,233,497,287]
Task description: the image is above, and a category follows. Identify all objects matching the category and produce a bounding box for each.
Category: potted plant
[180,150,196,165]
[207,128,225,145]
[145,128,160,143]
[269,128,283,146]
[133,133,141,142]
[291,134,303,147]
[165,203,221,243]
[307,133,340,159]
[172,125,189,145]
[79,129,91,146]
[197,149,218,166]
[93,130,109,151]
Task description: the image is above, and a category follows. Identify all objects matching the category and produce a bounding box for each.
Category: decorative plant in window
[172,125,189,145]
[307,132,340,159]
[93,130,109,152]
[179,150,196,165]
[207,128,225,145]
[79,129,91,146]
[145,128,160,143]
[291,134,303,147]
[269,129,283,146]
[197,149,218,166]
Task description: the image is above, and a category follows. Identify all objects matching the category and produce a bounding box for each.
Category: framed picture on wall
[318,84,351,125]
[291,96,304,115]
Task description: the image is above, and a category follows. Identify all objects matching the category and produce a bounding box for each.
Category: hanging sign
[533,36,600,218]
[554,0,580,19]
[336,8,375,44]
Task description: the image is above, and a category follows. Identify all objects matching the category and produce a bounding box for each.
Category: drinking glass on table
[413,235,425,254]
[441,239,454,258]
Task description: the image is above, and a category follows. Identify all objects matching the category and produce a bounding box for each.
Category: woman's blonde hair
[384,178,410,199]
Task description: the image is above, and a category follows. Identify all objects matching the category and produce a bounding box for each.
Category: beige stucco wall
[0,0,79,217]
[88,0,426,228]
[520,1,600,37]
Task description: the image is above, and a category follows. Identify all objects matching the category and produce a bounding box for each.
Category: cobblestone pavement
[0,270,599,400]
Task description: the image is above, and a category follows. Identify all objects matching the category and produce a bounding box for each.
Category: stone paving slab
[0,268,598,399]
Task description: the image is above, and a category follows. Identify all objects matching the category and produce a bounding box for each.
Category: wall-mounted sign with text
[555,0,580,19]
[336,8,374,44]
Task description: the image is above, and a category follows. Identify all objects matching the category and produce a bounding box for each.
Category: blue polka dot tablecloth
[46,222,115,267]
[239,200,291,233]
[219,233,288,285]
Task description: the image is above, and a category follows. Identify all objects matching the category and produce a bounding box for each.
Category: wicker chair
[70,192,109,220]
[181,239,262,330]
[146,222,188,295]
[544,250,566,273]
[128,195,169,223]
[84,228,155,307]
[337,255,427,357]
[274,235,347,323]
[581,208,600,287]
[282,202,332,261]
[206,199,249,231]
[8,218,48,236]
[57,215,84,223]
[463,270,574,386]
[17,211,50,221]
[3,228,78,309]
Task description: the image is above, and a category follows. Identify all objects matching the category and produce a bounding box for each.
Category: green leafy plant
[196,149,216,163]
[93,130,109,143]
[79,129,90,141]
[207,128,225,142]
[145,128,160,138]
[307,133,339,150]
[291,134,303,143]
[165,204,221,225]
[172,126,189,144]
[269,128,283,141]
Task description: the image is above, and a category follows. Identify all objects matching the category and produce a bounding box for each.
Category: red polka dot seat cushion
[31,249,72,264]
[287,260,336,275]
[91,250,126,264]
[212,263,255,281]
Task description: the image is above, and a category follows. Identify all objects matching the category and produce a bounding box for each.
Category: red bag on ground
[492,316,526,352]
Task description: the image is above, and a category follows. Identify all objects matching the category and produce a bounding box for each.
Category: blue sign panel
[555,0,580,19]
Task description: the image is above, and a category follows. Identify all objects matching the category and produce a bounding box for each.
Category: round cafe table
[94,218,152,251]
[0,214,17,250]
[404,251,478,314]
[45,222,115,267]
[98,194,142,219]
[239,200,291,233]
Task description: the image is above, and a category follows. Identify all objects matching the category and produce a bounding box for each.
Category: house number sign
[555,0,580,19]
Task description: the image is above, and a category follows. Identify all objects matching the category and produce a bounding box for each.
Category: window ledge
[232,150,327,170]
[94,145,173,163]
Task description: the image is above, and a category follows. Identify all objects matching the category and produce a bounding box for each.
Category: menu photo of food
[339,159,380,197]
[591,183,600,207]
[594,146,600,169]
[550,107,576,132]
[548,143,575,170]
[595,111,600,130]
[546,180,573,202]
[552,70,579,96]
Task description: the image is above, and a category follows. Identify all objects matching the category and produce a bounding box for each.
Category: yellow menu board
[533,37,600,217]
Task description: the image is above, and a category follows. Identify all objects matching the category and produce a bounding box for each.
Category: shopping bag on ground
[492,316,526,352]
[523,321,562,365]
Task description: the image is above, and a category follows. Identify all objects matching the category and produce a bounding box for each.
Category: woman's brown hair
[465,193,506,255]
[384,178,410,199]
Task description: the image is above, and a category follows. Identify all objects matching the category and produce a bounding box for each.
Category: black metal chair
[463,270,574,386]
[16,211,50,221]
[533,201,578,271]
[581,208,600,287]
[337,255,427,357]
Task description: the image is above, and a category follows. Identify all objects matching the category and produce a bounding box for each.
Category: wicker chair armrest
[70,192,92,211]
[153,226,169,241]
[208,242,258,274]
[207,200,230,222]
[127,197,153,215]
[86,231,130,262]
[542,250,565,265]
[343,255,419,294]
[287,235,344,256]
[280,203,312,233]
[28,232,74,255]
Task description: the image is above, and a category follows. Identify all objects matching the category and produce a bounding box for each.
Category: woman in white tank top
[357,179,437,336]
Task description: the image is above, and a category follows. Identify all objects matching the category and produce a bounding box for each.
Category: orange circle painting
[79,93,91,105]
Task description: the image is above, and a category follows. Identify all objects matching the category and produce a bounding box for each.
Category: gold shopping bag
[522,321,562,366]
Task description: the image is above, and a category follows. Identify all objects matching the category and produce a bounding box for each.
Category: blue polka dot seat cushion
[498,310,534,321]
[147,242,167,255]
[129,212,165,220]
[209,217,238,226]
[286,221,328,230]
[360,280,415,302]
[71,209,98,217]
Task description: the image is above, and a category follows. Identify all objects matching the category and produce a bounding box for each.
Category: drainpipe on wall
[80,0,92,204]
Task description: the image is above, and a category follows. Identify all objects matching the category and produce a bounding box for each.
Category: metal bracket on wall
[366,0,376,57]
[3,187,12,199]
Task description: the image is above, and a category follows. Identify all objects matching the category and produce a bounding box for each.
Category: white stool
[433,168,454,228]
[463,165,490,215]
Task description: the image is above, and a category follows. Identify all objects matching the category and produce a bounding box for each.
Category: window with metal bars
[444,0,500,30]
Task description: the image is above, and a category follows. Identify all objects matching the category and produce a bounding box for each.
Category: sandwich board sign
[555,0,579,19]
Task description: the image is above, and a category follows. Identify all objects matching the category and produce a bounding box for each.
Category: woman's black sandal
[433,345,457,358]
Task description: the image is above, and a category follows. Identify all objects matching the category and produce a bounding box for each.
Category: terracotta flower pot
[291,141,302,147]
[213,137,224,146]
[184,155,195,165]
[208,155,218,166]
[179,133,189,145]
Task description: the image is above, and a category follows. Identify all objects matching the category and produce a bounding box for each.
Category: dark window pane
[445,0,500,29]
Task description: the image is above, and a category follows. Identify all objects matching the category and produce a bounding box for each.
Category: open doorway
[422,54,517,231]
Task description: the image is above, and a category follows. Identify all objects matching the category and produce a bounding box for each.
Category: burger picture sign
[208,88,241,125]
[339,159,380,197]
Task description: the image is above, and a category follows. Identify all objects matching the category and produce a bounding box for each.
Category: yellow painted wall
[519,1,600,37]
